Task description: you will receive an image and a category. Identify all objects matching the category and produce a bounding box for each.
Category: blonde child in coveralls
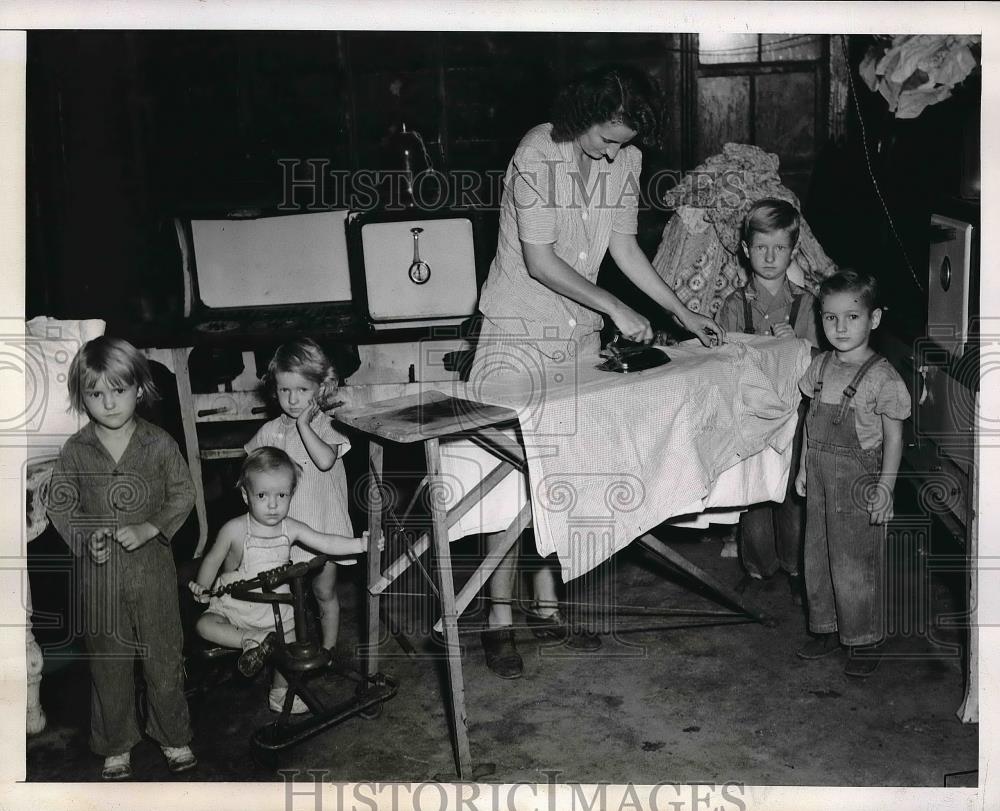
[794,269,911,677]
[48,336,197,780]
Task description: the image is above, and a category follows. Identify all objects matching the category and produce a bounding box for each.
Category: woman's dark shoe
[481,627,523,679]
[527,610,602,651]
[796,632,841,660]
[526,609,567,641]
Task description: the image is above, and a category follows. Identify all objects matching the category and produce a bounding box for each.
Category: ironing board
[336,389,770,778]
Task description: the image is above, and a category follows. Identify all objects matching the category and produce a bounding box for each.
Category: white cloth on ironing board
[437,334,811,581]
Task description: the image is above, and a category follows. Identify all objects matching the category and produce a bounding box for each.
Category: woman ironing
[469,65,726,677]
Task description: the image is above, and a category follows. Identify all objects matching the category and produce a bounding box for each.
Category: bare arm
[189,519,238,601]
[608,231,725,347]
[520,241,648,336]
[296,404,338,471]
[869,416,904,525]
[794,419,808,497]
[287,517,369,557]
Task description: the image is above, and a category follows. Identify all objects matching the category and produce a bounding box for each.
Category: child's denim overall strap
[803,353,886,646]
[833,353,882,425]
[740,286,756,334]
[738,282,803,335]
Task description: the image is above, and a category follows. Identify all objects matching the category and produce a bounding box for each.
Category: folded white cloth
[437,334,811,581]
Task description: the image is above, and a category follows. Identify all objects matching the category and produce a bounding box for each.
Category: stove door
[359,217,479,329]
[927,213,973,359]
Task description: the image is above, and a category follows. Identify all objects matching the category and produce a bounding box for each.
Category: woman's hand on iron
[677,310,725,347]
[610,304,653,344]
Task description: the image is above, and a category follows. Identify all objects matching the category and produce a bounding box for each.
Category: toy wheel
[358,701,383,720]
[355,679,383,719]
[250,742,281,771]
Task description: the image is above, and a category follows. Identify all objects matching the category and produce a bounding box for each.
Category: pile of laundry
[860,34,980,120]
[651,143,837,317]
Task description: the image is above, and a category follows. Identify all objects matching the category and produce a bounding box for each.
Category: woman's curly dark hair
[550,65,660,147]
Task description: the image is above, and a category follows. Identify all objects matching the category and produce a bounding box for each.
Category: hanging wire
[406,127,435,170]
[840,34,924,293]
[693,33,819,57]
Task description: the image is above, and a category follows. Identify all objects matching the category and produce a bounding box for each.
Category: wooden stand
[339,391,520,777]
[337,391,763,778]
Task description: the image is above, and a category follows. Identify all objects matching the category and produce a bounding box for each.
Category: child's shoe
[796,632,841,659]
[734,573,766,596]
[161,744,198,773]
[786,572,804,606]
[720,526,739,558]
[101,751,132,780]
[269,687,309,714]
[238,631,276,677]
[844,646,882,678]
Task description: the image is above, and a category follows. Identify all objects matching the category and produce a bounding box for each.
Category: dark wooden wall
[803,36,981,342]
[27,31,831,326]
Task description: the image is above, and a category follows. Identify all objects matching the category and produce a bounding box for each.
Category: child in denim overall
[793,270,910,677]
[716,198,819,604]
[48,336,197,779]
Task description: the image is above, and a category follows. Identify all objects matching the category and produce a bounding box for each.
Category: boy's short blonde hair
[238,447,302,493]
[741,198,801,246]
[67,335,160,414]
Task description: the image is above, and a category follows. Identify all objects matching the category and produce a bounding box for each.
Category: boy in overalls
[794,270,910,677]
[717,198,819,603]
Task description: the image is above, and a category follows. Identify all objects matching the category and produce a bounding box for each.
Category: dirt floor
[26,518,978,787]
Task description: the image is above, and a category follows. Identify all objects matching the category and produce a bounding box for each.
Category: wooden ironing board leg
[432,503,532,634]
[636,533,769,623]
[364,440,385,679]
[424,437,473,778]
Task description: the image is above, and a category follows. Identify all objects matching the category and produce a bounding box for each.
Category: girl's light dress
[246,413,353,563]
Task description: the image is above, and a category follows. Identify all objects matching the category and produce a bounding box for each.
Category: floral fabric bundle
[652,143,837,316]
